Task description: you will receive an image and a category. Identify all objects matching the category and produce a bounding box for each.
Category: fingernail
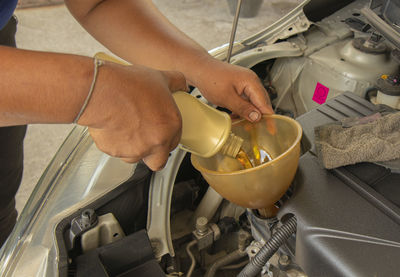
[249,111,260,121]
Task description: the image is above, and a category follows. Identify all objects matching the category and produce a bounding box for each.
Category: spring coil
[238,216,297,277]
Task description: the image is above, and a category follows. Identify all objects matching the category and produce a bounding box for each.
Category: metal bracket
[242,0,311,47]
[229,41,303,68]
[361,7,400,49]
[210,0,310,61]
[67,209,98,250]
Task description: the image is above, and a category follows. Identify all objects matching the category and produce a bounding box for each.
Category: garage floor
[14,0,300,213]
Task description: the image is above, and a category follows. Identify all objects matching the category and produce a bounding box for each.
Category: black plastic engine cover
[278,92,400,277]
[76,229,165,277]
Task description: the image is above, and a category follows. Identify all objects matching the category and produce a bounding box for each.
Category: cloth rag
[314,111,400,169]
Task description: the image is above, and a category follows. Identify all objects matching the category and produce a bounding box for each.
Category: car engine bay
[11,0,400,276]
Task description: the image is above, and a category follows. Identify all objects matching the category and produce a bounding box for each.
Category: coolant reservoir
[374,74,400,109]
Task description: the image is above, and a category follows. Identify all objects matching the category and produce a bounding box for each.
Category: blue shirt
[0,0,18,30]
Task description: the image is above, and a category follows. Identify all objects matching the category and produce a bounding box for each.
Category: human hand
[77,62,187,171]
[190,57,273,122]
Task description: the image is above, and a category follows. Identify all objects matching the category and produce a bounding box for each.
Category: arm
[0,46,91,125]
[65,0,274,121]
[0,46,186,170]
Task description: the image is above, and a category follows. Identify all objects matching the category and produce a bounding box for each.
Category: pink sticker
[312,82,330,105]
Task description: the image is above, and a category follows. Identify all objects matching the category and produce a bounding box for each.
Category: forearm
[0,46,92,126]
[65,0,273,124]
[65,0,212,85]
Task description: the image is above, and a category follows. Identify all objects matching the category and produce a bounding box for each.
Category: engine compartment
[58,93,400,277]
[278,92,400,277]
[54,0,400,276]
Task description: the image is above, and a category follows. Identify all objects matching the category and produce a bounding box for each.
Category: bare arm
[0,46,92,125]
[65,0,274,121]
[0,46,187,170]
[65,0,210,83]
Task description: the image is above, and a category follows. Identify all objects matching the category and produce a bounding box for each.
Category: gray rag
[314,111,400,169]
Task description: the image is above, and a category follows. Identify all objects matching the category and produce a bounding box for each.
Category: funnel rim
[191,114,302,176]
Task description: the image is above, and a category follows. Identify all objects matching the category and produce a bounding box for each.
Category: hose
[186,240,197,277]
[204,249,247,277]
[238,216,297,277]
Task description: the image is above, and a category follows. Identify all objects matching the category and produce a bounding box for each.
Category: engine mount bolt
[195,216,208,235]
[279,254,290,266]
[81,209,97,228]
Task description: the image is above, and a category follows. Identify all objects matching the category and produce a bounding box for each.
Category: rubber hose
[204,249,247,277]
[238,216,297,277]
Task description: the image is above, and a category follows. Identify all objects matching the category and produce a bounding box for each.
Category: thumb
[162,70,189,92]
[243,81,274,115]
[226,94,262,122]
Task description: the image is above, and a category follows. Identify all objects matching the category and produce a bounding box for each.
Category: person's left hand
[189,57,274,122]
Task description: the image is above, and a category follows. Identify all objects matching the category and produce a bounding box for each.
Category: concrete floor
[14,0,300,213]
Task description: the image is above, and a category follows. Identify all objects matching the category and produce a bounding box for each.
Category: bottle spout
[219,132,243,158]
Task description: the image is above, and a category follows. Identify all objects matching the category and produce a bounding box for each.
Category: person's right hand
[76,61,188,171]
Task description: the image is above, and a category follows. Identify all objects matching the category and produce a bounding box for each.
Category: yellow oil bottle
[94,53,245,159]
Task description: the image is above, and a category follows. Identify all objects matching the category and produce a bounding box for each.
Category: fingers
[227,74,274,121]
[121,157,140,164]
[99,142,172,171]
[142,151,171,171]
[195,61,274,121]
[104,146,172,171]
[162,70,189,92]
[121,151,171,171]
[121,154,170,171]
[90,124,179,172]
[224,93,262,122]
[243,80,274,115]
[81,63,185,172]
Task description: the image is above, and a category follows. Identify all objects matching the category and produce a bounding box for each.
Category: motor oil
[95,52,303,217]
[235,123,274,169]
[174,91,276,166]
[174,90,275,170]
[94,53,245,159]
[172,91,244,158]
[191,115,302,211]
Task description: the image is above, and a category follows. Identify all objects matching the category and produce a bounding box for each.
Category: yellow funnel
[191,115,302,210]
